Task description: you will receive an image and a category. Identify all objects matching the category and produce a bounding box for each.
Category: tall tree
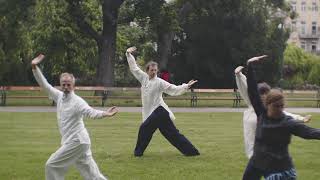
[66,0,125,86]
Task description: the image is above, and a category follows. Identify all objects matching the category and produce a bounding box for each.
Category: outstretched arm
[31,54,62,102]
[284,112,312,123]
[78,99,118,119]
[289,120,320,139]
[161,79,197,96]
[235,66,251,106]
[247,55,268,117]
[125,47,148,83]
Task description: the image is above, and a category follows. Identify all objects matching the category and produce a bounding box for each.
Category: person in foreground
[126,47,200,157]
[242,55,320,180]
[234,65,312,159]
[31,54,118,180]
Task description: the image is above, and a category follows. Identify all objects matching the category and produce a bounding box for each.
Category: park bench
[189,88,241,107]
[0,86,109,106]
[0,86,241,107]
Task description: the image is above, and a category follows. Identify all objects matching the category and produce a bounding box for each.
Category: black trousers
[134,106,200,156]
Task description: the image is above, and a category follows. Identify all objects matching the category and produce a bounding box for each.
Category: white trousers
[243,109,257,159]
[45,142,107,180]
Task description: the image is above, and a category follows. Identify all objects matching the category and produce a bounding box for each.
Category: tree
[284,44,320,88]
[66,0,125,86]
[0,0,36,85]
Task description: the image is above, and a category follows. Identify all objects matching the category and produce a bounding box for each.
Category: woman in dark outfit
[242,55,320,180]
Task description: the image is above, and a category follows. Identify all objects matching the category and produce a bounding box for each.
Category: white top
[235,72,304,158]
[33,67,106,145]
[126,52,189,122]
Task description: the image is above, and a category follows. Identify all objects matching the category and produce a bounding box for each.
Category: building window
[312,2,318,12]
[301,2,306,11]
[311,42,317,52]
[301,41,306,49]
[291,1,297,11]
[312,22,317,35]
[301,21,306,34]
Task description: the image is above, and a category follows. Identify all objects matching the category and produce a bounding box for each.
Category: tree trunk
[157,2,192,70]
[96,30,116,86]
[66,0,124,87]
[157,32,174,70]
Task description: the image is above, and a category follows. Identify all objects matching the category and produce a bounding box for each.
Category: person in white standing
[234,55,311,159]
[126,47,200,157]
[31,54,118,180]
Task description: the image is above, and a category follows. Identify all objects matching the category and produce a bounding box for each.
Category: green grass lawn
[0,112,320,180]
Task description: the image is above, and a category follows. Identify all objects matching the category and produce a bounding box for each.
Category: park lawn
[0,112,319,180]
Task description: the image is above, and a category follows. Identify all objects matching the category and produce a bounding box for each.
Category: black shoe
[185,151,200,156]
[134,153,143,157]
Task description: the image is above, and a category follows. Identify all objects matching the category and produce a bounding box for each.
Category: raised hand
[247,55,268,65]
[187,79,198,89]
[126,46,137,54]
[104,106,118,117]
[31,54,45,68]
[235,66,244,74]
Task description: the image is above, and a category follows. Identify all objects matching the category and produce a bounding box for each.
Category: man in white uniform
[126,47,200,157]
[31,54,118,180]
[234,56,311,159]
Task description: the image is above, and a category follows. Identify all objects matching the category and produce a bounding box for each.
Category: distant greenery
[284,44,320,89]
[1,0,289,88]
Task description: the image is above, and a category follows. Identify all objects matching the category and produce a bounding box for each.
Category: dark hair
[257,82,271,95]
[145,61,158,71]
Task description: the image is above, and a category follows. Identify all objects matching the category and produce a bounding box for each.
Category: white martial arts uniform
[33,67,107,180]
[235,72,305,159]
[126,52,189,122]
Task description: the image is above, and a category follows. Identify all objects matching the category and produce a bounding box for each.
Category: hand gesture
[104,106,118,117]
[187,79,198,89]
[234,66,244,74]
[303,115,312,123]
[31,54,45,68]
[247,55,268,65]
[126,46,137,54]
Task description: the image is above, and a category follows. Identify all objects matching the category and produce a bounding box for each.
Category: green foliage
[0,0,291,88]
[284,44,320,88]
[170,0,288,87]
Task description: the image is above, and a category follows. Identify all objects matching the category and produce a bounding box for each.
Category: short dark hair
[257,82,271,95]
[145,61,158,71]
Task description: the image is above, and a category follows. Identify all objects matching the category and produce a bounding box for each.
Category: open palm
[31,54,45,66]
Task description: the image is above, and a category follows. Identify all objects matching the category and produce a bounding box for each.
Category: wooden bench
[2,86,318,107]
[190,88,241,107]
[0,86,109,106]
[0,86,242,107]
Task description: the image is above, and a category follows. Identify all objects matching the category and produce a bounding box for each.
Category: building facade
[286,0,320,54]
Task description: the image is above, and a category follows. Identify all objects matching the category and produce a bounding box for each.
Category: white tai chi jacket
[126,52,189,122]
[33,67,106,145]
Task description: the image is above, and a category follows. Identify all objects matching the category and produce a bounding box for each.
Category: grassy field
[0,112,320,180]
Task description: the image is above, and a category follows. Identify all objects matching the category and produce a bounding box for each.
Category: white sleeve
[77,98,106,119]
[235,72,251,106]
[126,52,148,83]
[284,111,305,122]
[160,79,189,96]
[32,66,62,102]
